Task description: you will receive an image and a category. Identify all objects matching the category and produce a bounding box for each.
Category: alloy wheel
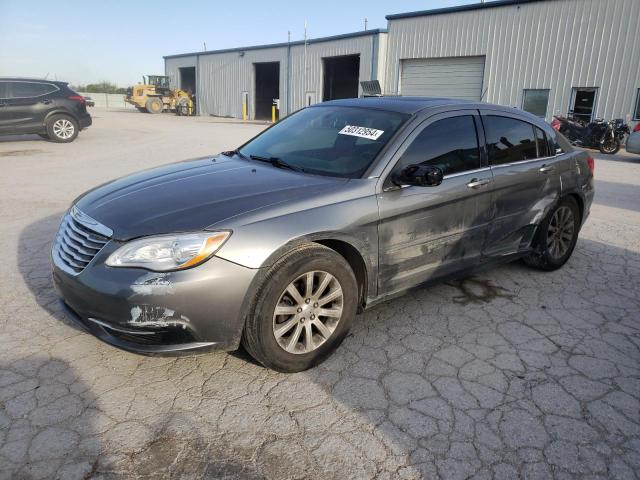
[272,270,344,354]
[546,206,575,259]
[53,119,74,139]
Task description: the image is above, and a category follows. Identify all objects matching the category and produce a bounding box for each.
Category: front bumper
[52,241,260,355]
[626,133,640,155]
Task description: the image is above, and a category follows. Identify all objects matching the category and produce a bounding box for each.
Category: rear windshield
[239,106,409,178]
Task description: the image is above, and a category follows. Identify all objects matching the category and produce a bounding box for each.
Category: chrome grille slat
[63,226,104,250]
[52,207,111,275]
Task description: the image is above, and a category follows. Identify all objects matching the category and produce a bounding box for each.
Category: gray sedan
[52,97,594,372]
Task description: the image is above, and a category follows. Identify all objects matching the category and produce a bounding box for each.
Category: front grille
[53,207,112,275]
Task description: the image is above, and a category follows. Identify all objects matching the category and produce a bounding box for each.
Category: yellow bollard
[242,102,247,121]
[272,105,276,123]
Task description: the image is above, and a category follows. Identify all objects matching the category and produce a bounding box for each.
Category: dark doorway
[570,87,598,123]
[254,62,279,120]
[179,67,196,96]
[322,55,360,101]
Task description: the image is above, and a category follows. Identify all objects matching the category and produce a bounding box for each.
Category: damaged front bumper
[52,241,260,355]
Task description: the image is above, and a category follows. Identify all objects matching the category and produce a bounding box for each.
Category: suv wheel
[242,244,358,372]
[46,115,78,143]
[523,197,580,271]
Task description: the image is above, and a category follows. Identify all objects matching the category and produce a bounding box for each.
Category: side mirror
[392,164,444,187]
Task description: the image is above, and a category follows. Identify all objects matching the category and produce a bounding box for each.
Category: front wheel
[523,197,580,271]
[242,244,358,372]
[46,115,78,143]
[599,137,620,154]
[145,97,163,114]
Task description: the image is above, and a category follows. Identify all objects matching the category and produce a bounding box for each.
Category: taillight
[68,95,85,103]
[551,117,561,131]
[634,123,640,133]
[587,156,595,174]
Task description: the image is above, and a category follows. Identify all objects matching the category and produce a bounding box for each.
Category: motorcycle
[551,115,629,155]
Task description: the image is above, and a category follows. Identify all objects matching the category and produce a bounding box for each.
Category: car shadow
[0,134,48,144]
[594,179,640,213]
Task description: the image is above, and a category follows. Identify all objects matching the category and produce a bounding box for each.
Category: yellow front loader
[124,75,193,114]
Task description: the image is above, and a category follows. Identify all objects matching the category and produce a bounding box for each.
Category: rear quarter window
[9,81,58,98]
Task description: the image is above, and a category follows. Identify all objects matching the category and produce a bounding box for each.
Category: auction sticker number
[338,125,384,140]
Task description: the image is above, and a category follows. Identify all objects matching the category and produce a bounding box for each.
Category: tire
[523,197,580,271]
[46,115,78,143]
[599,137,620,154]
[145,97,163,114]
[242,244,358,372]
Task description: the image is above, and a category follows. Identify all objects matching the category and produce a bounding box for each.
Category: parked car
[52,97,593,372]
[626,123,640,155]
[83,96,95,107]
[0,77,92,142]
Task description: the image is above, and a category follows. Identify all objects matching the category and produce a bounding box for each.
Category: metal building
[385,0,640,122]
[164,30,387,120]
[165,0,640,123]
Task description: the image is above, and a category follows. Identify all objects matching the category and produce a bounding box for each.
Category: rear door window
[8,82,57,98]
[484,115,538,164]
[396,115,481,176]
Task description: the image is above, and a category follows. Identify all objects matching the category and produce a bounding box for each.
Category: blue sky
[0,0,475,87]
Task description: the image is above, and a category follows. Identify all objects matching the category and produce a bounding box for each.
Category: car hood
[75,155,347,240]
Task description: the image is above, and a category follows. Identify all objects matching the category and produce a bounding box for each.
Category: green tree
[72,81,127,94]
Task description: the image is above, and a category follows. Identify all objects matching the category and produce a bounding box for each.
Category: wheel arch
[44,109,78,124]
[314,238,369,311]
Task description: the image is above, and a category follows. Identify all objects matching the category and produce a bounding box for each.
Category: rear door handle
[467,178,490,189]
[539,165,555,173]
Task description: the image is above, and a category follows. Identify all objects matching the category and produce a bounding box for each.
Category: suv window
[484,115,538,164]
[8,81,57,98]
[396,115,481,176]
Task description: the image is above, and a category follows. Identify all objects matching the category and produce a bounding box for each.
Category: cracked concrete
[1,110,639,479]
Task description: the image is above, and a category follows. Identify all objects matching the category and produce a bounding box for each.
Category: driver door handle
[539,165,555,173]
[467,178,490,189]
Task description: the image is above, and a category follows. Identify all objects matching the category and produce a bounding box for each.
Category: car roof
[0,77,68,86]
[315,96,477,114]
[314,96,549,126]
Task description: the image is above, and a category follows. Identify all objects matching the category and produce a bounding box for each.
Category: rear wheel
[523,197,580,271]
[145,97,163,114]
[242,244,358,372]
[599,137,620,154]
[46,115,78,143]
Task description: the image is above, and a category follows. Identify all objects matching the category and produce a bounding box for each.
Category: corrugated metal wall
[385,0,640,121]
[165,56,197,90]
[165,32,387,119]
[287,34,383,112]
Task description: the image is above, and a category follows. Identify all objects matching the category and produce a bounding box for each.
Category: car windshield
[238,106,410,178]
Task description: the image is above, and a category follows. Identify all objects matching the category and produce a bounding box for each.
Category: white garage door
[400,56,485,101]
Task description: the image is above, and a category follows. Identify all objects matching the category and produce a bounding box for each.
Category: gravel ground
[1,109,639,480]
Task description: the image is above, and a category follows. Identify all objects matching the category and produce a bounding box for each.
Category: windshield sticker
[338,125,384,140]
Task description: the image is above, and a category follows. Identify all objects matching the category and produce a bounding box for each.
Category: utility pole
[303,21,308,100]
[203,42,207,51]
[364,18,368,31]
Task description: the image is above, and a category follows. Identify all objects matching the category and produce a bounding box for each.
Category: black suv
[0,78,92,143]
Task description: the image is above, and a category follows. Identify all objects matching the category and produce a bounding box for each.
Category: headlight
[105,231,230,271]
